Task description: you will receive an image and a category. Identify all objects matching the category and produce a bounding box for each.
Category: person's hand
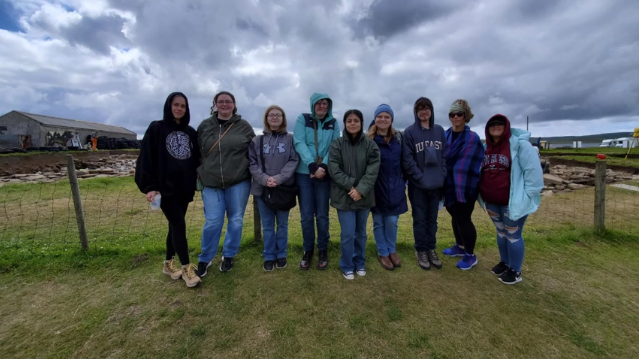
[314,167,326,179]
[146,191,159,202]
[348,187,362,201]
[266,177,277,187]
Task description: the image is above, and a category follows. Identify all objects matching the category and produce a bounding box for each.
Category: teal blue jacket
[293,93,341,174]
[479,128,544,220]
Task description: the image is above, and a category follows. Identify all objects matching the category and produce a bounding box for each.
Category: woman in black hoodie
[135,92,201,288]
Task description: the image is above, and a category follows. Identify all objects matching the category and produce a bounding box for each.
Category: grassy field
[0,177,638,358]
[550,155,639,168]
[541,147,638,155]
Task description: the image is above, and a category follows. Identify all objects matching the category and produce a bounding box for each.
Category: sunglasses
[449,112,465,118]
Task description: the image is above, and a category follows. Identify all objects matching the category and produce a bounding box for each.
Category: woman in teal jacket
[328,109,380,280]
[479,114,543,285]
[293,93,341,270]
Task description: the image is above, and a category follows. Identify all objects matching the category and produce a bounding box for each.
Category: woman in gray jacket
[249,105,300,271]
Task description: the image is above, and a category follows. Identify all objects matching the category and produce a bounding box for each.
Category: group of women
[135,91,543,288]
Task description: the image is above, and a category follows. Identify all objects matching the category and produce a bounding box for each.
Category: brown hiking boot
[389,252,402,267]
[182,264,202,288]
[163,258,182,280]
[427,250,442,269]
[378,255,395,271]
[416,251,431,270]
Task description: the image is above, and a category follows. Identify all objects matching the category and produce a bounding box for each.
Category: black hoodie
[135,92,200,202]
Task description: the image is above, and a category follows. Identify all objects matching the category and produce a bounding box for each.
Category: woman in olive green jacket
[328,109,380,280]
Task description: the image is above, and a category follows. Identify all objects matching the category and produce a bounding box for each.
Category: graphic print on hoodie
[480,114,512,206]
[135,92,200,202]
[401,97,447,190]
[248,131,300,196]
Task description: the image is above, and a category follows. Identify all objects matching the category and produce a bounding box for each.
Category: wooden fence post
[66,155,89,250]
[253,195,262,241]
[593,159,606,232]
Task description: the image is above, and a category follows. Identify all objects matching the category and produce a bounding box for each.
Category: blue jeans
[256,196,290,261]
[372,213,399,257]
[199,180,251,263]
[296,173,331,251]
[408,184,440,252]
[337,209,370,272]
[485,203,528,273]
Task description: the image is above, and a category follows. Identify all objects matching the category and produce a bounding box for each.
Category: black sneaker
[263,260,275,272]
[499,269,522,285]
[299,250,313,271]
[276,258,287,269]
[196,260,212,277]
[491,261,509,276]
[220,256,234,272]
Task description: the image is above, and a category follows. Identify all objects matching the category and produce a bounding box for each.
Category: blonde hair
[368,124,396,144]
[451,99,474,123]
[263,105,288,132]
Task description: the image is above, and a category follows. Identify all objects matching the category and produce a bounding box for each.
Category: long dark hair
[210,91,237,115]
[343,109,363,138]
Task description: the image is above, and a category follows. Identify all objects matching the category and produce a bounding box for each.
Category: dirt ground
[0,151,139,176]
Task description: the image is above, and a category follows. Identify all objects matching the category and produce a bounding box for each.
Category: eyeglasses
[315,101,329,107]
[216,100,233,105]
[268,114,283,119]
[449,112,465,118]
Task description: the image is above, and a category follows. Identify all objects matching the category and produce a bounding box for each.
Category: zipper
[219,124,224,188]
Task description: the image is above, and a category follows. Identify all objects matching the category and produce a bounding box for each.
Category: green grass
[550,155,639,168]
[542,147,638,155]
[0,178,638,358]
[0,149,139,157]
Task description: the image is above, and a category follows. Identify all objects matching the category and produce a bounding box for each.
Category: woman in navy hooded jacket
[135,92,201,288]
[368,104,408,271]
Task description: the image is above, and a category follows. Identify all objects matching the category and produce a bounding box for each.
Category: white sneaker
[356,269,366,277]
[342,271,355,280]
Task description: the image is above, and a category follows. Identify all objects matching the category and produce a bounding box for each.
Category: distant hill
[529,132,634,144]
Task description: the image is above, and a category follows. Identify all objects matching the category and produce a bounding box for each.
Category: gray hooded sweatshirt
[402,101,447,190]
[248,130,300,196]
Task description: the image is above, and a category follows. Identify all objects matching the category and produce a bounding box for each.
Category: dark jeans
[296,173,331,251]
[446,200,477,254]
[160,199,191,265]
[408,184,440,252]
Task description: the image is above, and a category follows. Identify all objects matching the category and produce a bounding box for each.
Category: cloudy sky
[0,0,638,139]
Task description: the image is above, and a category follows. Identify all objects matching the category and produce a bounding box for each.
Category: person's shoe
[378,255,395,271]
[427,250,443,269]
[491,261,509,276]
[263,260,275,272]
[416,251,431,270]
[181,263,202,288]
[299,250,313,271]
[219,256,234,272]
[389,252,402,267]
[342,271,355,280]
[162,258,182,280]
[196,260,212,277]
[276,257,287,269]
[317,250,328,270]
[499,269,522,285]
[356,268,366,277]
[456,254,478,270]
[442,244,466,257]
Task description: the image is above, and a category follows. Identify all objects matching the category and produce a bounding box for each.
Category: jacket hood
[310,92,333,121]
[485,114,512,146]
[413,97,434,128]
[163,92,190,126]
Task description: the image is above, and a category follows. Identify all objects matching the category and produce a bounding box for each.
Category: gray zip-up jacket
[248,131,300,196]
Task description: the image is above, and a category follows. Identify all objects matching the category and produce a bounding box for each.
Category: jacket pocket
[424,147,438,167]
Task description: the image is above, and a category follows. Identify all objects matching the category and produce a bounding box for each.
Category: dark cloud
[59,14,130,54]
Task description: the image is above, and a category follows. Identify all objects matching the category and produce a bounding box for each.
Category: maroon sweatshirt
[480,114,512,205]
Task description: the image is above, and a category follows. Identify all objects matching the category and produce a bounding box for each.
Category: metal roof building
[0,110,137,148]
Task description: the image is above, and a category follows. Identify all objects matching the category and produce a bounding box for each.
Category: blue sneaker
[456,254,478,270]
[442,244,466,257]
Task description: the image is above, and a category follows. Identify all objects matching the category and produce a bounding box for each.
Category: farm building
[0,111,137,149]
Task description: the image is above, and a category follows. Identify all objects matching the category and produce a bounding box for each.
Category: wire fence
[0,161,638,260]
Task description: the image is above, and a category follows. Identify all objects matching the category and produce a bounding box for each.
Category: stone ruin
[542,165,638,196]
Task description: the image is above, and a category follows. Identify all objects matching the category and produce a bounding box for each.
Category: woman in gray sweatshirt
[249,105,300,271]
